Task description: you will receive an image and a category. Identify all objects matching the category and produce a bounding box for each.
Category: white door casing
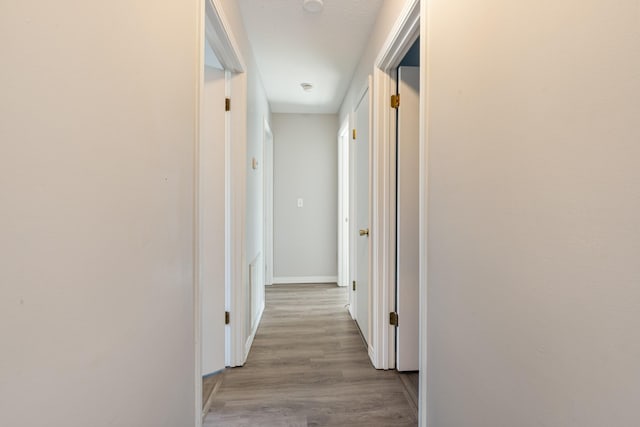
[369,0,420,372]
[396,66,420,372]
[204,0,248,372]
[368,0,425,421]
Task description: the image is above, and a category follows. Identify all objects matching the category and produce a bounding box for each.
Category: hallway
[204,284,417,426]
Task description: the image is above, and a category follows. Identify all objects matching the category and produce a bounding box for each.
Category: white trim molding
[243,302,265,364]
[197,0,248,423]
[368,345,376,365]
[369,0,420,372]
[205,0,246,72]
[203,0,248,370]
[272,276,338,285]
[375,0,420,70]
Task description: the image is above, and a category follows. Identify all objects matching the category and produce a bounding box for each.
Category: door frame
[371,0,429,423]
[196,1,247,425]
[370,0,420,372]
[205,0,247,369]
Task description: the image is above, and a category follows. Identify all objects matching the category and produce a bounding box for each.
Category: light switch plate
[297,198,303,208]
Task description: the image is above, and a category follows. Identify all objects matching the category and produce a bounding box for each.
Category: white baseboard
[242,301,265,365]
[272,276,338,284]
[369,345,377,368]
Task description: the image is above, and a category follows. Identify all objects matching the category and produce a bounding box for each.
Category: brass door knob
[359,228,369,236]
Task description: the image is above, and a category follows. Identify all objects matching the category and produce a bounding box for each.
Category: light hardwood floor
[204,284,418,427]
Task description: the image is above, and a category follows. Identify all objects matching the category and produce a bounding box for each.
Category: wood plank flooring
[398,372,419,414]
[203,372,225,419]
[204,284,418,427]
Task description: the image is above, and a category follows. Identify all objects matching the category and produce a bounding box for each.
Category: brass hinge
[225,98,231,111]
[352,129,357,140]
[352,281,356,291]
[391,94,400,109]
[389,312,399,326]
[225,311,230,325]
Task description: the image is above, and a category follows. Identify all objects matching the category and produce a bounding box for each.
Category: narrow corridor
[204,284,417,426]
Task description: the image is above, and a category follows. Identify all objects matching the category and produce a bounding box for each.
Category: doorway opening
[369,0,420,371]
[370,0,425,422]
[197,1,248,425]
[394,36,421,410]
[366,0,422,418]
[200,36,228,417]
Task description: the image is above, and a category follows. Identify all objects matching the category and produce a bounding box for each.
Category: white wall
[273,114,339,282]
[426,1,640,426]
[0,1,198,426]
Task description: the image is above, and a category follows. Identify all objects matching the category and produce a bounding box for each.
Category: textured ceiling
[237,0,384,114]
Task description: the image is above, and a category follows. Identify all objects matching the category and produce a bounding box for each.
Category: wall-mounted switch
[297,198,303,208]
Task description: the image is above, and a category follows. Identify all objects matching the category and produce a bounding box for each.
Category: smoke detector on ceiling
[303,0,324,13]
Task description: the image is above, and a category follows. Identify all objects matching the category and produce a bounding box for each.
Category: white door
[354,83,371,344]
[396,66,420,371]
[200,64,226,375]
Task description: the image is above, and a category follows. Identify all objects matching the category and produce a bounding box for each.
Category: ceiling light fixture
[303,0,324,13]
[300,82,314,92]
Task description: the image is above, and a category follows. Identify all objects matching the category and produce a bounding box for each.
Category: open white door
[200,64,226,375]
[354,82,371,344]
[396,66,420,371]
